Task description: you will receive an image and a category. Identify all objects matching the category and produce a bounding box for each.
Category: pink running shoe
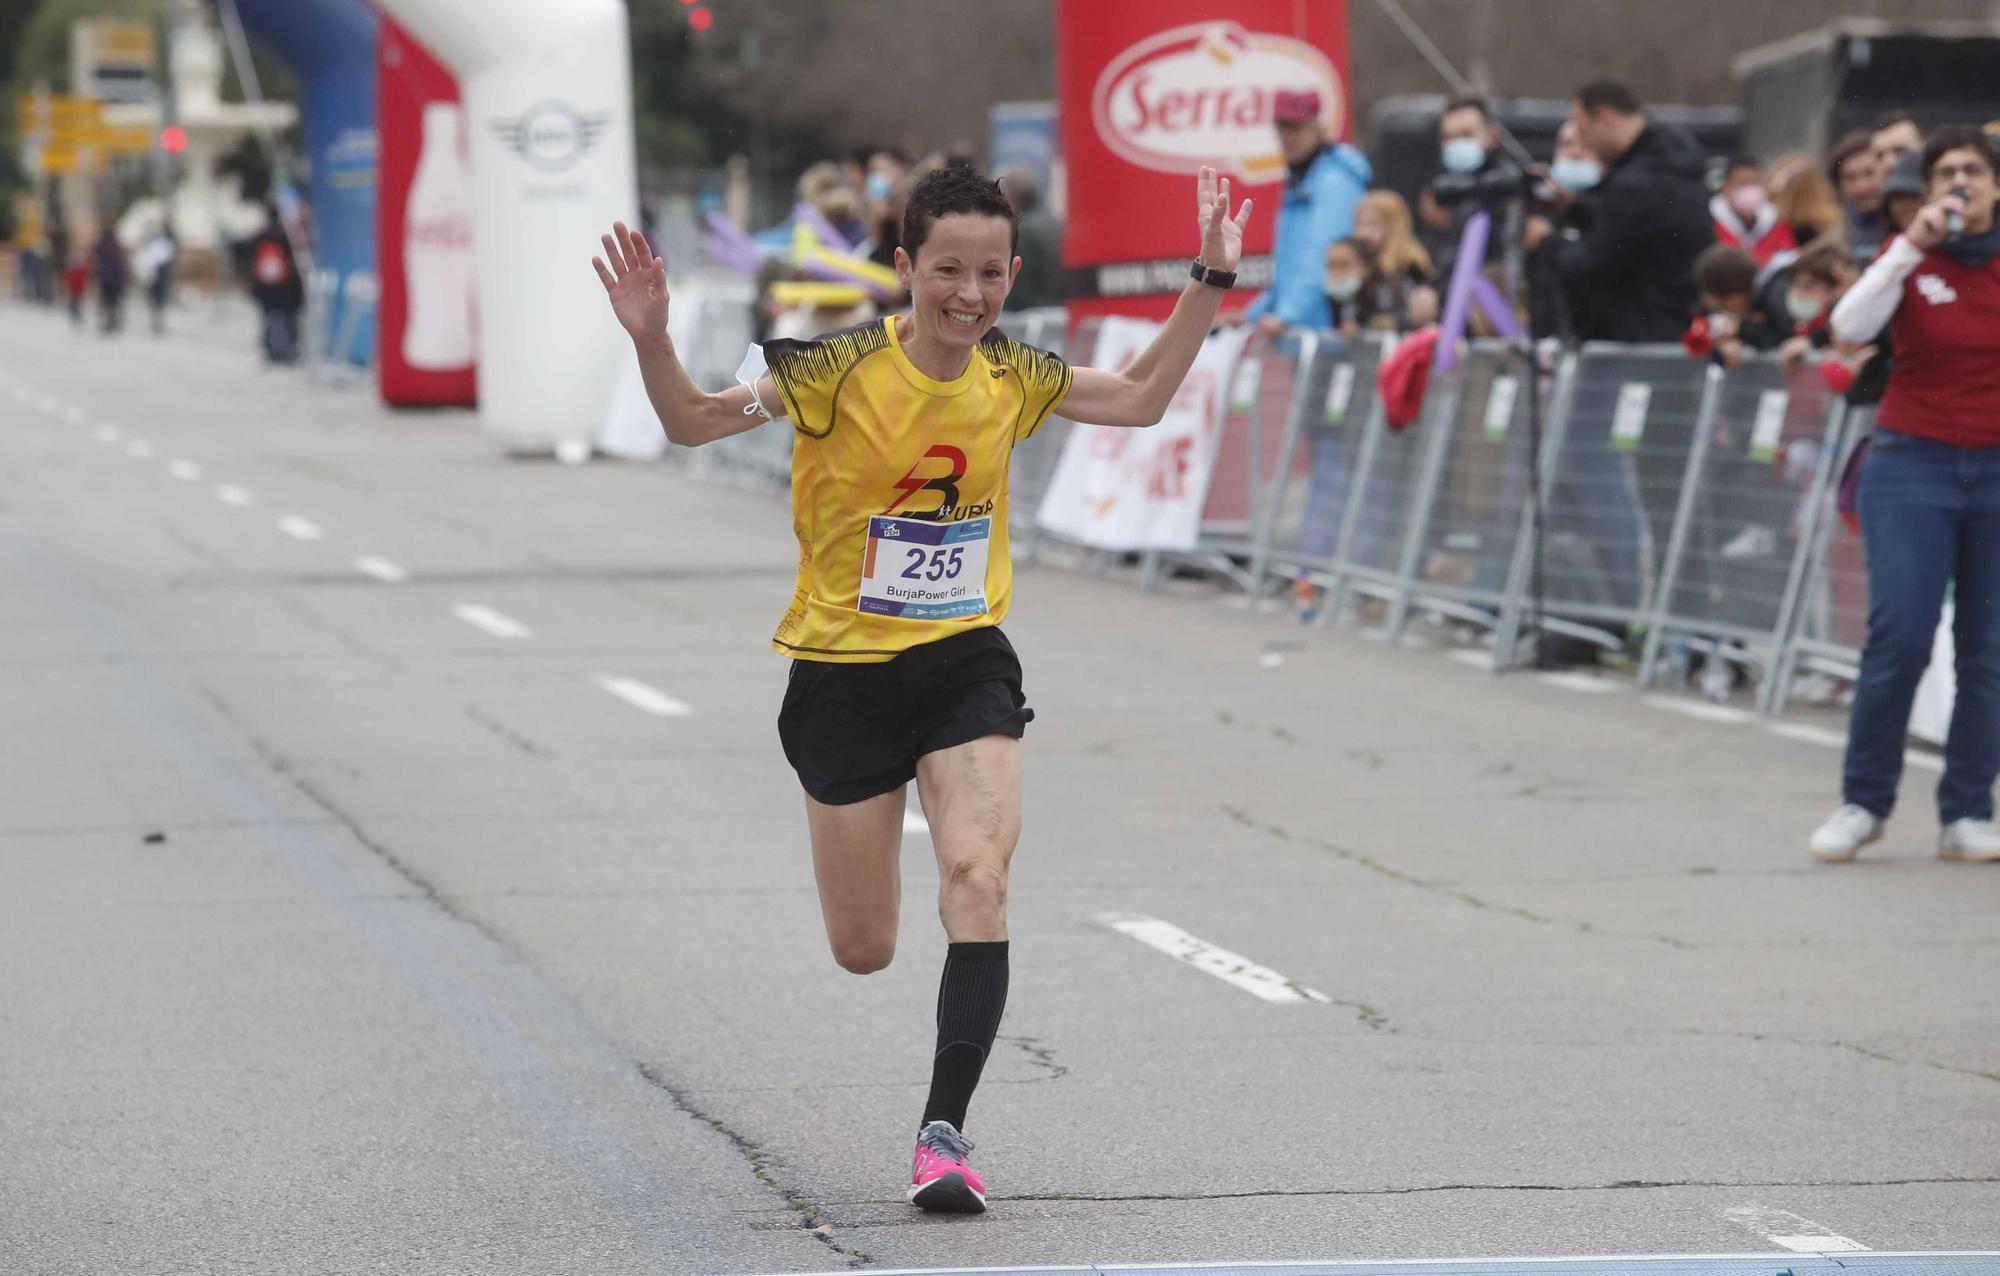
[908,1119,986,1213]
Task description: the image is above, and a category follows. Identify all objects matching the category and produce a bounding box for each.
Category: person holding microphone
[1809,125,2000,864]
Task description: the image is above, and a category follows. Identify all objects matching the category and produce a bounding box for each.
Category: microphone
[1946,185,1969,237]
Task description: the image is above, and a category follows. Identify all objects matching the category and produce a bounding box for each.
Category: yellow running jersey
[763,316,1072,662]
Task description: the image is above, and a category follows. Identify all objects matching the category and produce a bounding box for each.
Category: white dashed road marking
[1769,722,1847,749]
[592,674,692,717]
[94,425,121,444]
[214,484,255,507]
[277,515,324,541]
[124,440,157,459]
[167,459,202,481]
[1096,912,1331,1005]
[454,603,533,640]
[1723,1204,1868,1253]
[1537,671,1620,694]
[1643,695,1754,725]
[354,556,409,583]
[62,405,87,425]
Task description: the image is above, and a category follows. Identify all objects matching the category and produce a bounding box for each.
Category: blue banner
[233,0,379,366]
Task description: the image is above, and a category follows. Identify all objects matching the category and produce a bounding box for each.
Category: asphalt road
[2,301,1996,1275]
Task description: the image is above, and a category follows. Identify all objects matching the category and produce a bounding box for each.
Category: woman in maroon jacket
[1810,125,2000,864]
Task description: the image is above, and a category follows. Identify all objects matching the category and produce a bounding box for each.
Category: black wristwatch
[1190,257,1238,290]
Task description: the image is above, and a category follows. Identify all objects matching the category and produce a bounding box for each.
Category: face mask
[1550,156,1602,190]
[1726,183,1768,220]
[865,171,895,202]
[1324,272,1364,301]
[1786,291,1826,324]
[1441,138,1487,175]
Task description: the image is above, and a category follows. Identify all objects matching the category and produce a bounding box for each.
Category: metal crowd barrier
[1139,330,1318,593]
[1497,344,1717,660]
[1763,406,1872,714]
[1637,357,1846,690]
[1007,311,1098,565]
[1248,332,1391,600]
[1394,341,1573,642]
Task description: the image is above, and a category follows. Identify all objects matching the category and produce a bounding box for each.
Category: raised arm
[593,220,777,447]
[1059,166,1253,428]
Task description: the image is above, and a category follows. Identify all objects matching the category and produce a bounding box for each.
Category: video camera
[1430,160,1553,209]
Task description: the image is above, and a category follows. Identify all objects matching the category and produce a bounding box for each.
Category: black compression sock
[921,940,1009,1132]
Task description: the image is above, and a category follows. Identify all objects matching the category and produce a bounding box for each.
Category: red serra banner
[1055,0,1353,320]
[376,18,476,407]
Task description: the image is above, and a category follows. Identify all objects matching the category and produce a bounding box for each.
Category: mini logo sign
[1092,21,1341,185]
[1916,274,1959,305]
[490,100,609,173]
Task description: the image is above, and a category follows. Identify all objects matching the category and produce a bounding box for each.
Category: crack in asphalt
[188,680,515,952]
[997,1033,1069,1081]
[1214,711,1384,770]
[463,703,553,759]
[635,1063,875,1267]
[1221,804,1695,951]
[995,1173,2000,1202]
[1676,1026,2000,1085]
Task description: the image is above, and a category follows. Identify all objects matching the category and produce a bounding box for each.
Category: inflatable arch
[369,0,638,445]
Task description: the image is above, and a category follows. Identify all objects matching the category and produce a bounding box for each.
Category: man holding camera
[1420,96,1526,280]
[1523,79,1714,343]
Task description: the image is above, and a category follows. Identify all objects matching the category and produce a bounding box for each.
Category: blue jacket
[1244,143,1371,329]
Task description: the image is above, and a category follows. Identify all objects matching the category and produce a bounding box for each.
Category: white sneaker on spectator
[1809,805,1883,862]
[1938,818,2000,863]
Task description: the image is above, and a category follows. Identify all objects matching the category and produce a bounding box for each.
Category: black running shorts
[778,626,1033,806]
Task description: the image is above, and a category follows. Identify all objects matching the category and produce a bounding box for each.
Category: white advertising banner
[1034,317,1249,551]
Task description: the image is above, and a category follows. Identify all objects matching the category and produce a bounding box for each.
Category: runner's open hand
[593,220,668,343]
[1196,166,1253,274]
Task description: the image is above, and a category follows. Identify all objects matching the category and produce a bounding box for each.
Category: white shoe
[1809,804,1884,862]
[1938,818,2000,863]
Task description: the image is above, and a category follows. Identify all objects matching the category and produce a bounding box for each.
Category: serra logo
[1092,21,1342,185]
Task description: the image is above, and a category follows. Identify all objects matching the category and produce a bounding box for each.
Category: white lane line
[1538,671,1620,694]
[1096,912,1330,1005]
[1770,722,1847,749]
[354,555,409,583]
[124,439,157,459]
[454,603,533,640]
[94,424,122,444]
[1723,1204,1868,1253]
[213,484,255,507]
[277,515,324,541]
[167,459,202,481]
[1643,695,1754,725]
[1448,649,1495,670]
[62,405,88,425]
[592,673,691,717]
[1904,749,1944,774]
[903,809,931,835]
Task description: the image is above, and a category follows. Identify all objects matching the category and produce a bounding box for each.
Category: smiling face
[895,213,1020,355]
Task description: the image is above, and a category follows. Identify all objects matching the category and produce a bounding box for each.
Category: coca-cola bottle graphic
[403,101,477,369]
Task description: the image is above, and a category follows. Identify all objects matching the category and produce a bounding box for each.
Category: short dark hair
[1443,96,1491,123]
[1827,130,1873,184]
[1725,155,1762,177]
[900,166,1018,264]
[1693,243,1757,299]
[1873,109,1920,134]
[1791,240,1854,285]
[1921,124,1999,183]
[1574,79,1640,117]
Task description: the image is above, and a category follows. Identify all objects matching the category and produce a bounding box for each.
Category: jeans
[262,306,300,364]
[1842,428,2000,822]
